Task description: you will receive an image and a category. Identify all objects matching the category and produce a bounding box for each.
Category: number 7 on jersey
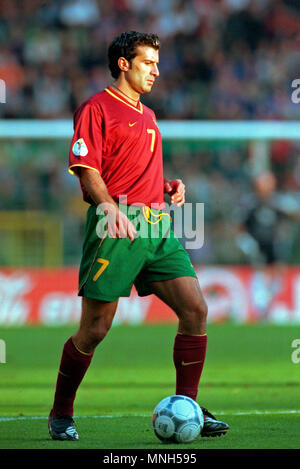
[147,129,156,152]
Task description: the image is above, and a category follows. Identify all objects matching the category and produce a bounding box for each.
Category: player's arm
[79,167,136,241]
[164,177,185,207]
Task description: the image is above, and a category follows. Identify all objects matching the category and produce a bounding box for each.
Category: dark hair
[108,31,160,79]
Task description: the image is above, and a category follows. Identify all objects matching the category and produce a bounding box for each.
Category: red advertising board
[0,266,299,325]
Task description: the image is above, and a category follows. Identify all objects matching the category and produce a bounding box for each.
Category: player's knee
[201,299,208,320]
[78,320,111,350]
[88,325,110,347]
[193,299,208,324]
[181,299,208,327]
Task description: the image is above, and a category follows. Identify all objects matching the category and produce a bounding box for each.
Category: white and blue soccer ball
[152,395,204,443]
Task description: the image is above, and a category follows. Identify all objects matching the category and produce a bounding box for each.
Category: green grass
[0,323,299,449]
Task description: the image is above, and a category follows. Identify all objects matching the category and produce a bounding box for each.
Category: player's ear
[118,57,130,73]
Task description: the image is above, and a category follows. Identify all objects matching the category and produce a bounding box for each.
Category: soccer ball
[152,395,204,443]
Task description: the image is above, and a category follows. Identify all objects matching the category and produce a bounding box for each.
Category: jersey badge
[72,138,88,157]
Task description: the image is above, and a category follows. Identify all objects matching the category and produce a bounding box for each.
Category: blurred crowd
[0,0,300,266]
[1,0,299,120]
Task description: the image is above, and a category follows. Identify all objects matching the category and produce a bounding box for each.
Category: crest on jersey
[72,138,88,157]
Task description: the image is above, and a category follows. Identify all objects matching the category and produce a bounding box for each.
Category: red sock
[52,337,93,417]
[173,333,207,401]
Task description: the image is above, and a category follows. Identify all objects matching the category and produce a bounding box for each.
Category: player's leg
[49,297,118,440]
[150,276,207,335]
[72,297,119,353]
[149,276,229,437]
[49,204,146,439]
[149,276,207,401]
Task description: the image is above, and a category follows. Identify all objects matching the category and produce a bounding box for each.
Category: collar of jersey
[105,87,143,114]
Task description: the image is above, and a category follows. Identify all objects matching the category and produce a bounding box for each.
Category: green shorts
[78,204,197,302]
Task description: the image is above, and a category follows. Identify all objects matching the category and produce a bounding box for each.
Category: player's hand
[164,179,185,207]
[104,205,137,241]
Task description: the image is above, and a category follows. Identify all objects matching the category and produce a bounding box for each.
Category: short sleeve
[68,102,103,177]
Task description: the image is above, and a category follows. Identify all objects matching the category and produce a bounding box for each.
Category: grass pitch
[0,323,299,450]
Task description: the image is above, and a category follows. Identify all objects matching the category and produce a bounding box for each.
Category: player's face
[126,46,159,94]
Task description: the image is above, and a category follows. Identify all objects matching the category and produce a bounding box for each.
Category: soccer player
[48,31,229,441]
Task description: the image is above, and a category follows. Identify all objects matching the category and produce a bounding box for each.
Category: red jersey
[68,86,164,207]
